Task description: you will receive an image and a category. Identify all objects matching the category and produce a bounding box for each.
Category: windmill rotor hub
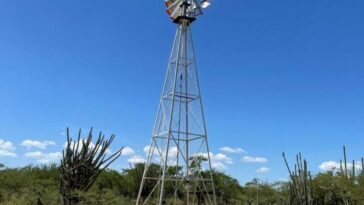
[165,0,211,24]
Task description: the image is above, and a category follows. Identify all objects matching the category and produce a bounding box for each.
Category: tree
[212,171,243,204]
[123,163,161,202]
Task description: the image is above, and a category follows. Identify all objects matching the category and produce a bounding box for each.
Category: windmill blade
[190,0,203,16]
[170,3,184,19]
[165,0,183,19]
[166,0,182,10]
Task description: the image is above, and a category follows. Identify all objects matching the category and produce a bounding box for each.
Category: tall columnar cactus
[282,152,314,205]
[343,146,348,178]
[338,146,357,205]
[340,146,359,181]
[60,128,123,205]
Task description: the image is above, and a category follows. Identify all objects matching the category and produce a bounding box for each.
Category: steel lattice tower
[136,1,216,204]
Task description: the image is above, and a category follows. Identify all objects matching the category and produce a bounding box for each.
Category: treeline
[1,128,363,205]
[0,163,242,205]
[0,162,364,205]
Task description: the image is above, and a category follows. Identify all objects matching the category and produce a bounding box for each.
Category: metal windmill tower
[136,0,216,204]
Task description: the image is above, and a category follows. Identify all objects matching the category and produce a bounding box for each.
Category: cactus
[339,146,358,205]
[343,146,348,178]
[282,152,314,205]
[60,128,123,205]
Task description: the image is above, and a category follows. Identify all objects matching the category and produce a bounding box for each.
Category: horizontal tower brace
[153,131,206,138]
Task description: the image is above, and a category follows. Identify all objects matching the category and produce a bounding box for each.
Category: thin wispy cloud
[220,147,246,154]
[256,167,271,173]
[242,156,268,163]
[25,151,43,158]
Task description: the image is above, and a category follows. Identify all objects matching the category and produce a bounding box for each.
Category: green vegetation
[0,164,241,205]
[0,128,362,205]
[0,161,363,205]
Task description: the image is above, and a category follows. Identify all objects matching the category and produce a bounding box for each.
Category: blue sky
[1,0,364,183]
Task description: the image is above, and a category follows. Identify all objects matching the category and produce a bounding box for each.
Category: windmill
[136,0,216,204]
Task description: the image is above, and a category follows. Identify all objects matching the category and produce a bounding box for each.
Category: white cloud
[256,167,271,173]
[143,146,150,155]
[45,152,62,163]
[193,152,211,159]
[143,145,178,158]
[353,162,362,170]
[213,153,233,164]
[25,151,43,158]
[0,140,16,157]
[0,140,15,151]
[0,149,17,157]
[220,147,246,154]
[21,140,55,149]
[242,156,268,163]
[24,151,62,164]
[144,145,159,156]
[319,160,362,172]
[169,147,178,158]
[193,152,233,170]
[319,161,341,171]
[128,155,146,164]
[121,147,135,156]
[211,161,228,170]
